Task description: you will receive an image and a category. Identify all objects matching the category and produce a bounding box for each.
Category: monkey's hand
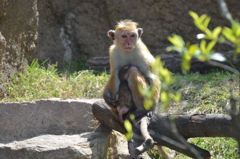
[103,90,119,108]
[147,111,153,117]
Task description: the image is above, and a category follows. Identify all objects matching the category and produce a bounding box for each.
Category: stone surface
[0,132,129,159]
[0,31,5,75]
[0,32,6,98]
[0,0,38,77]
[0,98,143,159]
[0,98,100,143]
[36,0,240,69]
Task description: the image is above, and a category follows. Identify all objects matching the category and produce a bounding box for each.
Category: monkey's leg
[127,68,161,113]
[135,116,172,159]
[135,116,154,155]
[128,140,144,159]
[127,70,148,111]
[140,116,154,145]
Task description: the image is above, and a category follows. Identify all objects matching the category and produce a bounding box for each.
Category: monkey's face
[116,30,138,52]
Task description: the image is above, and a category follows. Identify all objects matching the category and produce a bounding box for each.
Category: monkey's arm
[103,68,120,108]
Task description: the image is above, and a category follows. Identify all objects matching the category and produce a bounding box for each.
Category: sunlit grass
[1,59,109,102]
[163,71,239,159]
[167,72,239,114]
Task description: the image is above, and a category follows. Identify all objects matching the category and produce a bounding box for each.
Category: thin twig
[217,0,234,24]
[208,60,239,74]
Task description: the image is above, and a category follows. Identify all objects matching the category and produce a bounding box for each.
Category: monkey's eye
[130,34,135,38]
[122,35,127,38]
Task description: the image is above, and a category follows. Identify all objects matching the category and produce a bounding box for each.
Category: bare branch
[92,101,234,158]
[208,60,239,74]
[217,0,234,24]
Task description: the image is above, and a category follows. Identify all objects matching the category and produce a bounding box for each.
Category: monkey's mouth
[124,47,133,52]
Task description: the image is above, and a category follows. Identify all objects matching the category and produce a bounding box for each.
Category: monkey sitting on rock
[103,20,171,158]
[103,19,160,117]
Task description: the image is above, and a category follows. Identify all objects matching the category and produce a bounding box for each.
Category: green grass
[168,72,239,114]
[1,60,239,158]
[1,59,109,102]
[164,72,239,159]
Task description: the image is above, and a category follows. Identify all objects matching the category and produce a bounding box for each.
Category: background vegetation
[1,59,239,158]
[1,3,239,158]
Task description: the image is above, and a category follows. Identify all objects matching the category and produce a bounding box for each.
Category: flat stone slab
[0,98,101,143]
[0,132,110,159]
[0,98,152,159]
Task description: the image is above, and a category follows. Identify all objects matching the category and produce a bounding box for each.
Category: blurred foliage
[167,11,240,74]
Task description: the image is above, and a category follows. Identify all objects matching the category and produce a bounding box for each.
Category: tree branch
[217,0,234,24]
[92,100,234,158]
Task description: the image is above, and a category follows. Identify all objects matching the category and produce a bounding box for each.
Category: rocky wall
[36,0,240,69]
[0,0,240,72]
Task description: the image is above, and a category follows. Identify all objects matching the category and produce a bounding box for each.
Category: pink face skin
[117,31,137,52]
[117,105,130,123]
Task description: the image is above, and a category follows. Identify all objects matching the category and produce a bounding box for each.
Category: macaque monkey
[103,20,170,158]
[103,19,161,115]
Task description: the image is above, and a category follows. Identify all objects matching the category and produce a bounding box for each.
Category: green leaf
[206,40,217,52]
[188,44,199,55]
[124,120,132,132]
[222,27,235,42]
[200,40,207,53]
[212,26,222,39]
[236,27,240,37]
[204,29,213,39]
[129,114,135,121]
[199,14,207,24]
[166,46,182,53]
[175,92,182,101]
[232,21,240,33]
[167,34,185,48]
[125,132,132,141]
[144,99,154,110]
[236,48,240,53]
[169,92,181,102]
[218,35,226,43]
[181,59,190,71]
[222,27,233,35]
[203,16,211,28]
[189,11,199,20]
[161,91,168,103]
[160,91,170,109]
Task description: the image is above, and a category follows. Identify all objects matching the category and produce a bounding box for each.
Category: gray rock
[0,132,127,159]
[0,0,38,77]
[0,98,150,159]
[0,98,100,143]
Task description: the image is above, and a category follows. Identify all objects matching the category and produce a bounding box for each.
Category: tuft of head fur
[115,19,138,31]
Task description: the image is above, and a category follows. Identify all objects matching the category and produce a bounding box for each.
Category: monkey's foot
[134,139,154,155]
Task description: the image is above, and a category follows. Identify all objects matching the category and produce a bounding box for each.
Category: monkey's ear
[137,28,143,38]
[108,30,115,40]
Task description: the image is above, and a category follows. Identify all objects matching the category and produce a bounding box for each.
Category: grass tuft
[2,59,108,102]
